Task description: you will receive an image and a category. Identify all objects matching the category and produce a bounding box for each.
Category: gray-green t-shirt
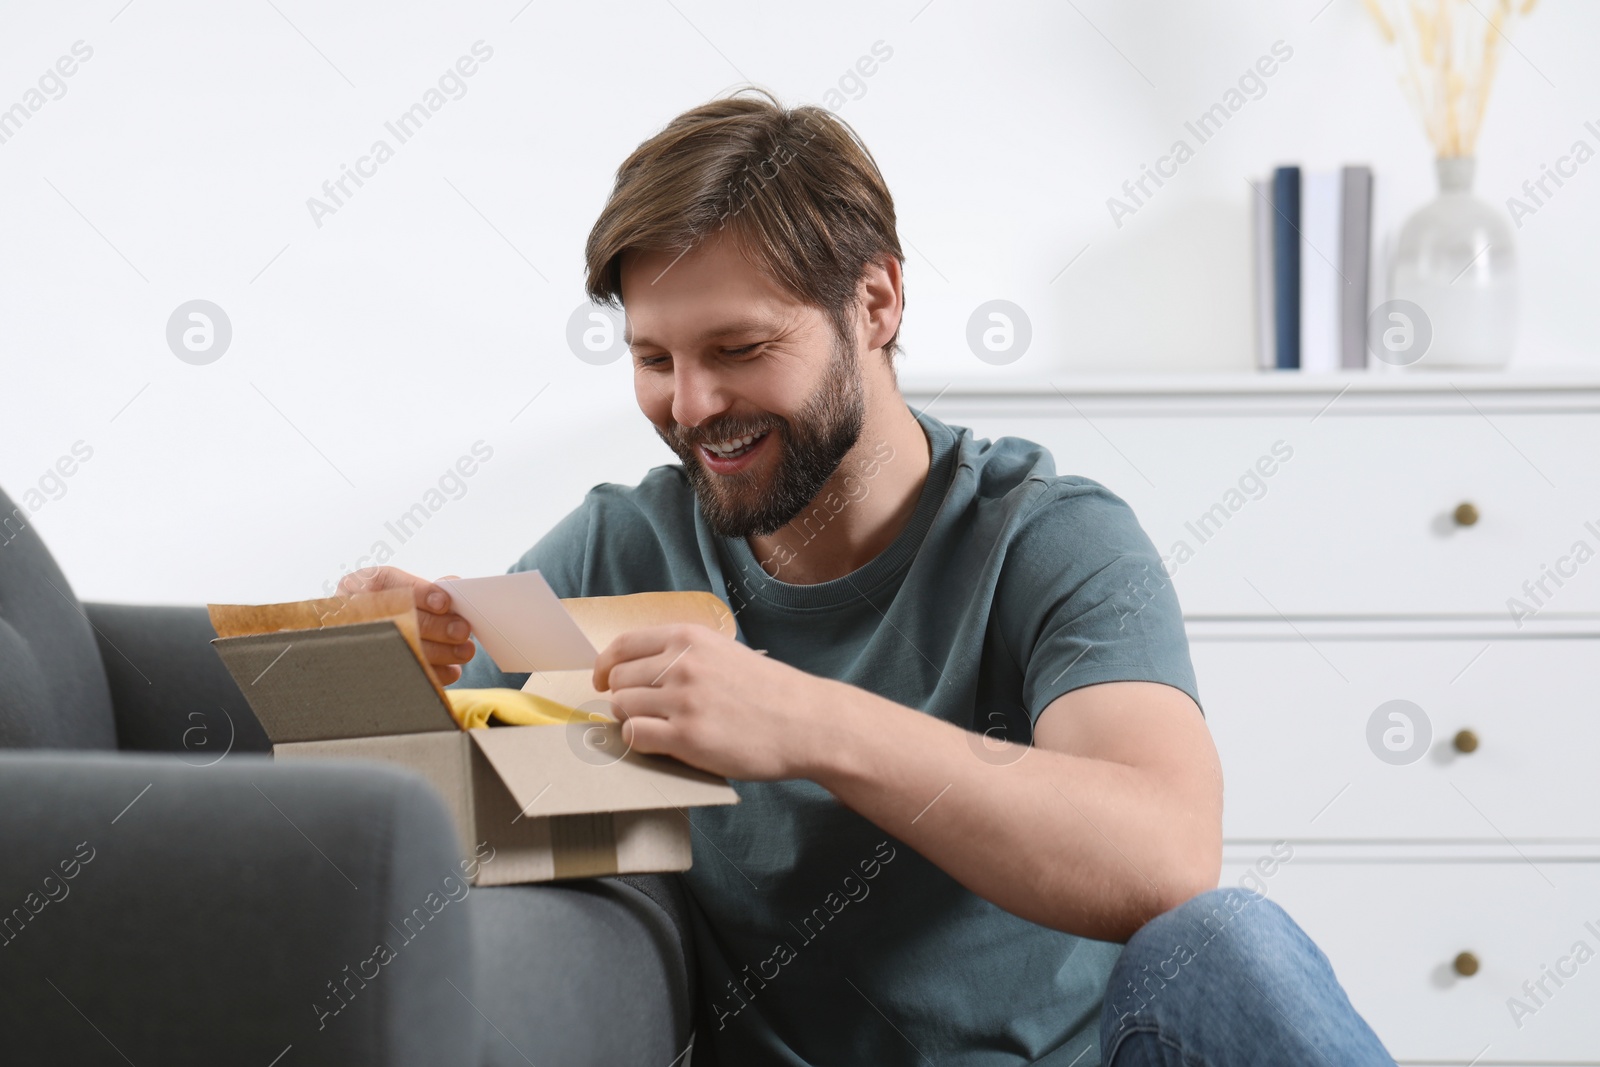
[454,408,1201,1066]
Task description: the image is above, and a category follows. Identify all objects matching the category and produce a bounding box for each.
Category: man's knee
[1104,888,1308,1021]
[1139,886,1311,966]
[1100,888,1395,1065]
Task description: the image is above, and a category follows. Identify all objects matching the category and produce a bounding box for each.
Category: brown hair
[584,86,905,370]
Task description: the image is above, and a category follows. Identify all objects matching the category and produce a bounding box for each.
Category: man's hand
[591,623,827,781]
[333,566,476,685]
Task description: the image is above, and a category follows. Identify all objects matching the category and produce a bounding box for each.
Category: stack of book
[1252,165,1374,371]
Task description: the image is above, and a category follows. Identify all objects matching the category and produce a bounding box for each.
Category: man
[342,89,1394,1065]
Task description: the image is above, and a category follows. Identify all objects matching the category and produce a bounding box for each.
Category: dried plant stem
[1365,0,1537,157]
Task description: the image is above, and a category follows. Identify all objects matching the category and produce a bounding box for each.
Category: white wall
[3,0,1597,606]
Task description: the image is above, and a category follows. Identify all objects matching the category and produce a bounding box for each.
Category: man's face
[620,233,866,539]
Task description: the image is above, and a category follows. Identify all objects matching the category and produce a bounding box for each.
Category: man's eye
[636,345,760,366]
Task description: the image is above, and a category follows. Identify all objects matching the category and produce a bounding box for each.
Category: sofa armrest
[468,874,697,1067]
[0,751,481,1065]
[614,872,699,1017]
[83,601,270,756]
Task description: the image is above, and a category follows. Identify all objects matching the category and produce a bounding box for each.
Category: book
[1339,165,1374,369]
[1300,170,1343,373]
[1251,178,1276,371]
[1271,166,1301,370]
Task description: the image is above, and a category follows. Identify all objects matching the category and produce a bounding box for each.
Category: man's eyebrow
[625,318,781,349]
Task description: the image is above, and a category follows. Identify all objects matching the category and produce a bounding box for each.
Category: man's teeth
[705,431,766,456]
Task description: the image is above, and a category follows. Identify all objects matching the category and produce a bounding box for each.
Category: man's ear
[857,254,903,355]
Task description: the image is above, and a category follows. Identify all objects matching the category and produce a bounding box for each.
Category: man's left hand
[591,622,825,781]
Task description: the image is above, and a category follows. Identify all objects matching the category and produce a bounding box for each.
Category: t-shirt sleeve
[1002,479,1202,726]
[448,496,592,692]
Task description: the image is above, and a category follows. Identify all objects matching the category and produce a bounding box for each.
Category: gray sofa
[0,487,704,1066]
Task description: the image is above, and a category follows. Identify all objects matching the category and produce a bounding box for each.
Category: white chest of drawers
[903,371,1600,1066]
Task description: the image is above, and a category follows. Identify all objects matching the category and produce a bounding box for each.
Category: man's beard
[659,327,865,540]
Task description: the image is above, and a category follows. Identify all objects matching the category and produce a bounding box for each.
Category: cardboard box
[207,587,740,886]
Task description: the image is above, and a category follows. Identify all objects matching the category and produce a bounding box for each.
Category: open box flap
[208,587,451,704]
[469,721,740,818]
[210,621,457,743]
[520,590,736,712]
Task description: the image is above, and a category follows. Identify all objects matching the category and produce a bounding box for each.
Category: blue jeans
[1099,887,1397,1066]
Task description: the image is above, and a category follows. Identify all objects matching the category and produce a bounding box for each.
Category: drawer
[1189,621,1600,840]
[1218,855,1600,1064]
[928,406,1600,616]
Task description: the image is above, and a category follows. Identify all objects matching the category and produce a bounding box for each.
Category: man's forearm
[796,677,1216,943]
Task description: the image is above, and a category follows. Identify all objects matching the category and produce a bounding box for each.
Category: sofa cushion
[0,487,116,749]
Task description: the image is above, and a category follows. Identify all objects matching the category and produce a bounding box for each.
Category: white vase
[1388,156,1517,369]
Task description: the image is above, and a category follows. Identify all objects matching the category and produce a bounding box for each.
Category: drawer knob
[1453,502,1480,527]
[1453,729,1480,754]
[1453,951,1480,977]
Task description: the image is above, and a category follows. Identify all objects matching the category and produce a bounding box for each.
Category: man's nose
[670,361,729,431]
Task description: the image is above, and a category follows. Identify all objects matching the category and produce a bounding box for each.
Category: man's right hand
[333,566,476,685]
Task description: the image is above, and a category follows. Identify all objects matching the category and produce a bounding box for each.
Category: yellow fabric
[444,687,592,731]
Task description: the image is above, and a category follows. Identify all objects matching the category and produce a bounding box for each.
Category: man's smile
[699,429,772,473]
